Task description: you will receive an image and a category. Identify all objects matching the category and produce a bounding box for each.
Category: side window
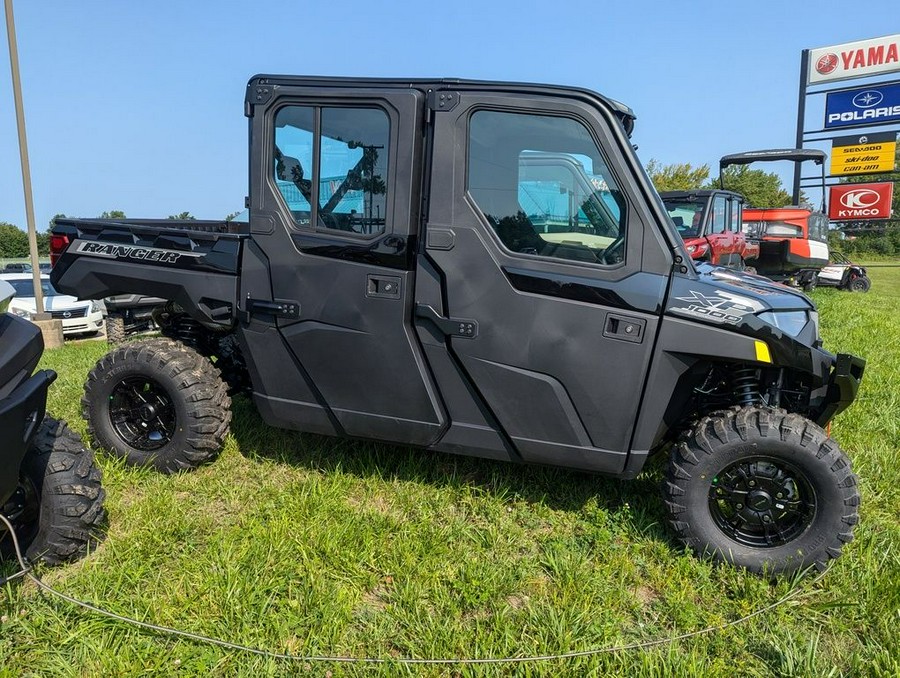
[273,106,390,237]
[728,198,741,232]
[709,196,727,234]
[468,110,627,266]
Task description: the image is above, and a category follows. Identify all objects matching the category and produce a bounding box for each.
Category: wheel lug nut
[736,503,743,510]
[776,493,783,499]
[748,480,756,487]
[763,515,771,522]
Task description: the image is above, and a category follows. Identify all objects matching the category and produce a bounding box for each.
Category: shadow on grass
[227,395,673,546]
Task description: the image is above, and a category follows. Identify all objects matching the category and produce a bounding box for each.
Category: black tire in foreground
[82,339,231,474]
[105,312,126,345]
[1,417,106,565]
[664,407,859,575]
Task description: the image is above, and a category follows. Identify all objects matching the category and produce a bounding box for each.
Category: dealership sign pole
[3,0,45,316]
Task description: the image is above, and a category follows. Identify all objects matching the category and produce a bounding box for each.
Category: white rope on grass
[0,513,827,665]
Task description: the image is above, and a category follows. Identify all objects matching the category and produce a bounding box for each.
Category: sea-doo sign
[830,131,898,175]
[809,34,900,85]
[825,82,900,129]
[828,182,894,220]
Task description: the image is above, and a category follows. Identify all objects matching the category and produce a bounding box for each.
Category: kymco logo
[840,189,880,209]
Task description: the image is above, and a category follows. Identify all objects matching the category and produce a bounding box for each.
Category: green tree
[707,166,793,208]
[167,212,196,220]
[0,223,29,258]
[36,232,50,256]
[99,210,127,219]
[224,211,240,222]
[645,159,710,192]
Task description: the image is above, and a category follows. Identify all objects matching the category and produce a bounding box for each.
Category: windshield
[7,279,64,299]
[663,198,705,238]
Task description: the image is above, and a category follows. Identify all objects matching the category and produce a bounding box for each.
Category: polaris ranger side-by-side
[0,279,105,565]
[51,76,864,574]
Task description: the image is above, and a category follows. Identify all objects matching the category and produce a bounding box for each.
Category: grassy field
[1,266,898,677]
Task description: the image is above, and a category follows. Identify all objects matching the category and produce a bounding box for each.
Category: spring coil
[732,367,761,407]
[171,315,201,347]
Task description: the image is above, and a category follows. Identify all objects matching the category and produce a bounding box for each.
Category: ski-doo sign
[809,34,900,85]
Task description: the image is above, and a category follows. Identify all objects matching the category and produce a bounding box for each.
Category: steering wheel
[600,235,626,265]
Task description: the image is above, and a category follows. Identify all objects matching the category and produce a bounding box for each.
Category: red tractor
[662,189,759,270]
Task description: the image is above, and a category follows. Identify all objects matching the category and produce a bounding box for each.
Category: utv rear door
[245,83,445,446]
[417,90,672,474]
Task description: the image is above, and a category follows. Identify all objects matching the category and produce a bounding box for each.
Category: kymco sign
[829,182,894,220]
[809,34,900,85]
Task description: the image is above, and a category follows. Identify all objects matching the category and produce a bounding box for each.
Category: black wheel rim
[1,476,39,547]
[109,376,177,451]
[708,456,816,548]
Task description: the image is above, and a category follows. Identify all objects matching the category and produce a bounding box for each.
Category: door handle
[603,314,645,343]
[415,304,478,338]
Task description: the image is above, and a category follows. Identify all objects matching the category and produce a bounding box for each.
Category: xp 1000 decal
[670,290,764,325]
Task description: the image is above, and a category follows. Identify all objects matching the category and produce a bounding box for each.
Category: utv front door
[418,92,672,474]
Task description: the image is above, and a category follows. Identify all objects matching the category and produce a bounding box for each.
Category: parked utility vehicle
[817,251,871,292]
[0,279,105,564]
[661,189,759,269]
[721,150,831,290]
[51,76,864,574]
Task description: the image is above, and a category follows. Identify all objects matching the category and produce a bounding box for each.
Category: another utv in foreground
[0,280,105,565]
[51,75,864,574]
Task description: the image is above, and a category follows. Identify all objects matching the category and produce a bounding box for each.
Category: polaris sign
[825,82,900,129]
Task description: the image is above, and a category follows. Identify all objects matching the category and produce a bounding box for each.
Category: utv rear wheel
[82,339,231,473]
[664,408,859,574]
[1,417,106,565]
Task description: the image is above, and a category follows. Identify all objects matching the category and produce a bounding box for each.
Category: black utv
[50,75,864,575]
[0,279,105,565]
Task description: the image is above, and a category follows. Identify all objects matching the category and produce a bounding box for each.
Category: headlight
[90,300,104,313]
[12,307,33,320]
[758,310,809,337]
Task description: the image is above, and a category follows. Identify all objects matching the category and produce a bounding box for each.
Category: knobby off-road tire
[82,339,231,474]
[1,417,106,565]
[105,312,126,345]
[847,275,871,293]
[664,407,859,575]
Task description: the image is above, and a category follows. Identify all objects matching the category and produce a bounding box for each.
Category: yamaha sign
[828,182,894,220]
[809,34,900,85]
[825,82,900,129]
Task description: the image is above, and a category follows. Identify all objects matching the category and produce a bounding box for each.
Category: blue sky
[0,0,897,230]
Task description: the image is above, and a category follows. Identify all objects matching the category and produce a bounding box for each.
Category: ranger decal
[75,241,202,264]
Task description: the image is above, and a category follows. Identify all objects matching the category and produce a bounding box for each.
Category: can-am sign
[828,182,894,220]
[825,82,900,129]
[809,34,900,85]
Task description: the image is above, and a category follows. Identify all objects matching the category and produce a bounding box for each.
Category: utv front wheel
[82,339,231,473]
[105,312,126,345]
[847,275,871,293]
[1,417,106,565]
[664,408,859,574]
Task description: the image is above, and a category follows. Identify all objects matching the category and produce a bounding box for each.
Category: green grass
[2,266,899,677]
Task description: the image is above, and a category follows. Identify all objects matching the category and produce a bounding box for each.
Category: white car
[0,273,104,337]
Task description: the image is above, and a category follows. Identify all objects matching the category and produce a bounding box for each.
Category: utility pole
[4,0,62,345]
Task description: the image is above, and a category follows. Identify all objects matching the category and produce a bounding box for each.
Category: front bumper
[812,353,865,426]
[0,370,56,505]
